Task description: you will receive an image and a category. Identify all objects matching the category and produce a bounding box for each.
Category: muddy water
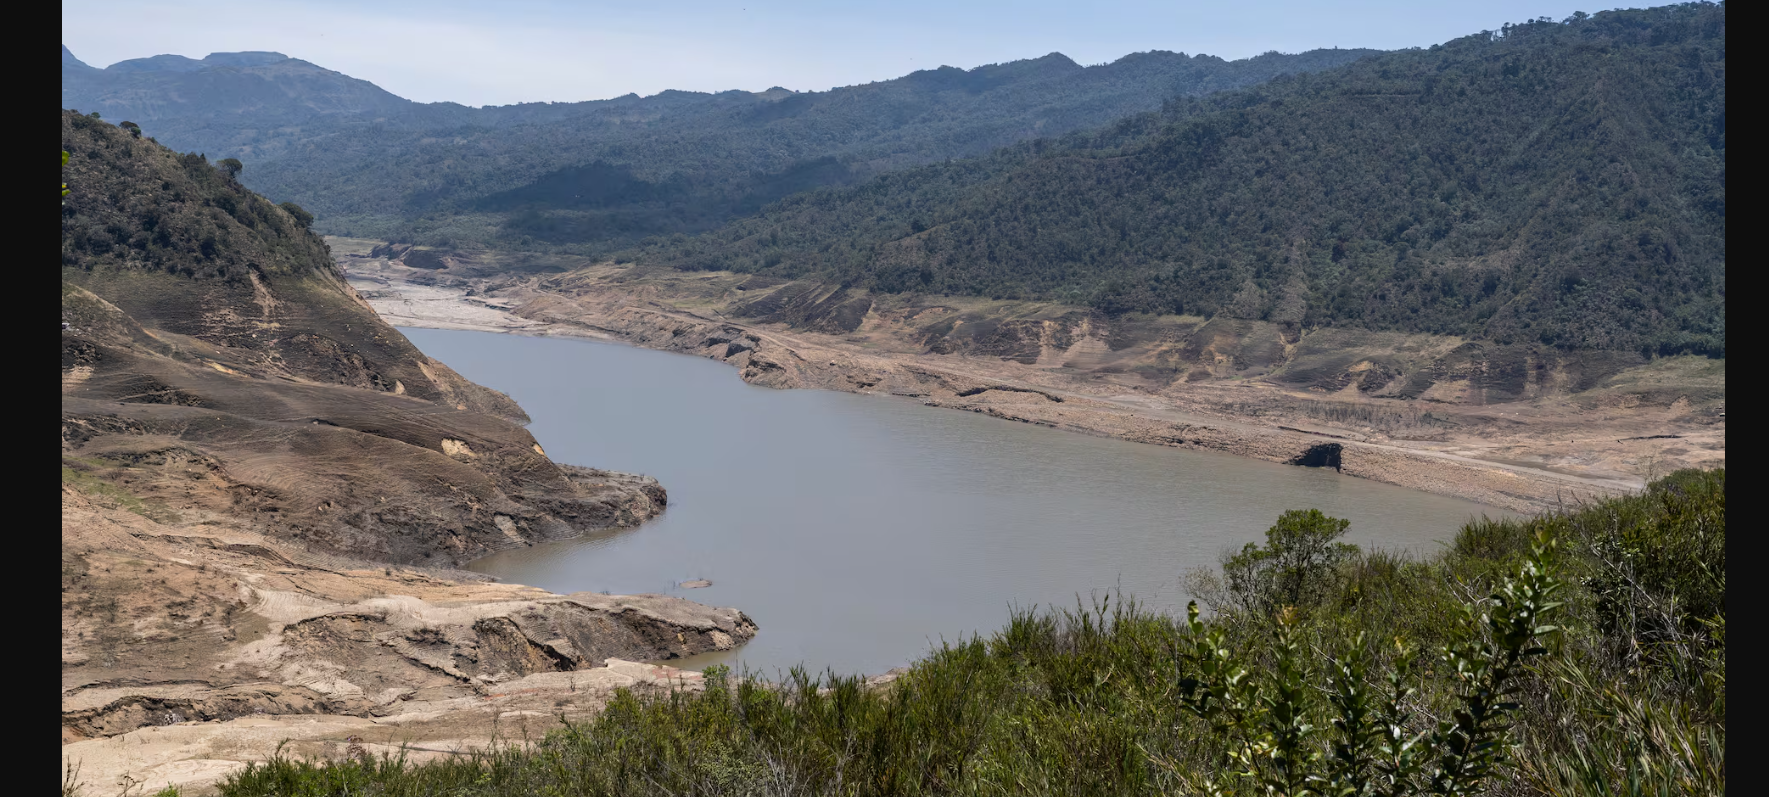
[405,328,1510,677]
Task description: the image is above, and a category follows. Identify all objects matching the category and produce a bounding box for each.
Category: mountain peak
[963,52,1082,85]
[202,51,292,67]
[103,50,294,73]
[64,48,412,123]
[62,44,95,70]
[106,54,206,73]
[1031,52,1080,66]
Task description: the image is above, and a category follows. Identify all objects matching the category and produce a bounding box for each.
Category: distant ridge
[61,44,94,70]
[60,40,1375,247]
[629,4,1725,357]
[102,50,293,73]
[61,46,415,122]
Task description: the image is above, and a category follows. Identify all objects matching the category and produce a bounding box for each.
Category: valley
[61,3,1725,792]
[336,239,1721,513]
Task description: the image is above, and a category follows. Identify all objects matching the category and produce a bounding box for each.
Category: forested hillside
[63,45,1376,244]
[633,5,1725,357]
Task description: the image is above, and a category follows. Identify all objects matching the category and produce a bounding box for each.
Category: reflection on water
[404,327,1511,677]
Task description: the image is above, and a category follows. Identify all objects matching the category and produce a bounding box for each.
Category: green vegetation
[630,4,1724,358]
[61,107,531,416]
[62,43,1374,246]
[62,7,1722,358]
[1217,509,1357,614]
[279,201,315,229]
[213,469,1724,796]
[61,462,183,524]
[61,110,331,284]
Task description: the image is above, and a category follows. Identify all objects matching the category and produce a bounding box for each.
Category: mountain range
[61,3,1724,356]
[629,4,1726,356]
[61,43,1378,243]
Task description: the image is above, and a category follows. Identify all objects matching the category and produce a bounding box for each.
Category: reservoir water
[405,327,1509,677]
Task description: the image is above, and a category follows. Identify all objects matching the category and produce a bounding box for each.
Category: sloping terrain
[62,43,1376,246]
[61,110,755,790]
[61,45,415,123]
[60,488,753,792]
[340,246,1720,509]
[632,5,1725,359]
[60,109,662,563]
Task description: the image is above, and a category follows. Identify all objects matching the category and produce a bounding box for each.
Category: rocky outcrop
[59,486,755,797]
[61,112,756,785]
[369,242,412,259]
[730,281,872,334]
[60,112,673,565]
[402,248,450,270]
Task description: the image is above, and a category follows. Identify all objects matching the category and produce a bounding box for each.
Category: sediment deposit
[341,243,1724,513]
[60,114,754,795]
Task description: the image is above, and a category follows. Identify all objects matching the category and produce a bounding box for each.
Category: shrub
[279,201,315,229]
[1221,508,1357,614]
[212,470,1724,795]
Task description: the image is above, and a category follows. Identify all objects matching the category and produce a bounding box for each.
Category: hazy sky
[62,0,1622,107]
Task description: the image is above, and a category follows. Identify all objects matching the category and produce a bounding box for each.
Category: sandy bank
[59,482,756,794]
[341,259,1711,514]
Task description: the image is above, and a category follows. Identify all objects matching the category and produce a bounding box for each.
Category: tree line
[629,4,1725,357]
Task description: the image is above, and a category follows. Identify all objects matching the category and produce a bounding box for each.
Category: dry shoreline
[58,477,754,794]
[60,249,1715,792]
[349,266,1648,514]
[62,272,760,793]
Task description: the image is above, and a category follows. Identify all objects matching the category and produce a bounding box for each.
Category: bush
[214,471,1724,795]
[279,201,314,229]
[1221,508,1357,614]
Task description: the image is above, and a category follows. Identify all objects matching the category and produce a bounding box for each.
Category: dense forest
[62,44,1376,243]
[628,5,1724,358]
[213,468,1727,795]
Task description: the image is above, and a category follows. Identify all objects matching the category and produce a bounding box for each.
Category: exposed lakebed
[405,327,1511,677]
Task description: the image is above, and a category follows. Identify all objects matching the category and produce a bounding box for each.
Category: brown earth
[60,488,753,792]
[61,116,755,795]
[339,241,1724,513]
[59,281,753,795]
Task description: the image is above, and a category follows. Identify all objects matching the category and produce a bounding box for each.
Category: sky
[62,0,1626,107]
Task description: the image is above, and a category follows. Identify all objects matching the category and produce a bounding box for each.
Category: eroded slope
[60,112,755,791]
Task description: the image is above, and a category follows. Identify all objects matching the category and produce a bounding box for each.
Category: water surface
[404,328,1508,677]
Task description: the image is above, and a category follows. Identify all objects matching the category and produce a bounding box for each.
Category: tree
[217,158,243,179]
[119,121,141,138]
[279,201,314,229]
[1222,508,1357,613]
[62,151,70,199]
